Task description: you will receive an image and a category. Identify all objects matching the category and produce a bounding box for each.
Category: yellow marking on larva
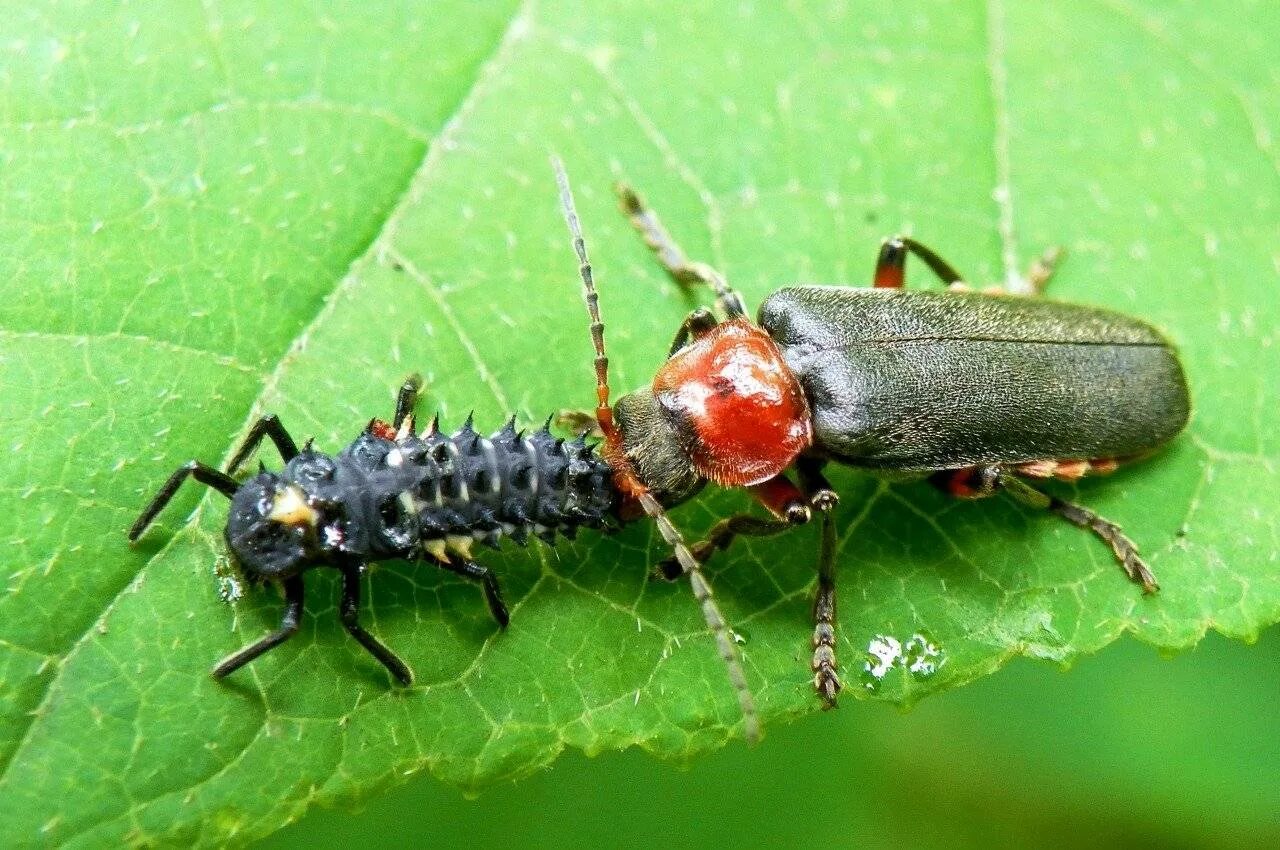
[444,441,469,503]
[267,485,320,528]
[423,539,448,560]
[446,535,474,558]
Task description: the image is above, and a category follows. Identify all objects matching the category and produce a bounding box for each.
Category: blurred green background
[2,1,1277,845]
[261,629,1279,849]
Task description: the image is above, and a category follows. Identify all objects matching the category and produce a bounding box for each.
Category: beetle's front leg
[667,307,719,356]
[651,475,808,580]
[615,182,748,319]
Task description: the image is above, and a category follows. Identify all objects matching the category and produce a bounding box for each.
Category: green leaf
[2,0,1277,845]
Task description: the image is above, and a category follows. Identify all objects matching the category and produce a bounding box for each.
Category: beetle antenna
[552,156,620,446]
[551,156,760,744]
[636,491,761,744]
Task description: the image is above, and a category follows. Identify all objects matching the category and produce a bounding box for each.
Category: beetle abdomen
[760,287,1190,471]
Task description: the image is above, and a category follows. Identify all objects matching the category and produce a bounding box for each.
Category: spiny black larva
[128,374,614,686]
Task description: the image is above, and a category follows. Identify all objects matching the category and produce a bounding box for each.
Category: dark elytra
[761,286,1189,471]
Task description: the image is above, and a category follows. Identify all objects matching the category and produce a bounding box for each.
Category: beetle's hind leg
[615,182,747,319]
[1020,246,1064,295]
[932,465,1158,593]
[1000,475,1157,593]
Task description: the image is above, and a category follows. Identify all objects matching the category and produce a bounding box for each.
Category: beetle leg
[339,565,413,685]
[211,575,305,680]
[811,506,840,707]
[652,475,809,579]
[1020,245,1064,295]
[873,236,966,289]
[553,408,604,439]
[393,372,424,429]
[653,514,797,581]
[933,465,1159,593]
[226,414,301,474]
[615,181,748,319]
[796,458,841,707]
[667,307,720,356]
[1000,475,1158,593]
[979,246,1066,296]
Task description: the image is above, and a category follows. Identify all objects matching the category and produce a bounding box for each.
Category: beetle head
[613,387,707,509]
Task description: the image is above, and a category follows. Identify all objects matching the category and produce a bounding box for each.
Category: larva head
[223,451,348,580]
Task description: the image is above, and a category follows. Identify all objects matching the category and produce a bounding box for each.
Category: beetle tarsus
[810,488,841,708]
[615,180,747,318]
[1046,497,1159,594]
[995,470,1161,594]
[1022,245,1065,295]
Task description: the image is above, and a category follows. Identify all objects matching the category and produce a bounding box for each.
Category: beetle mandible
[552,159,1190,713]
